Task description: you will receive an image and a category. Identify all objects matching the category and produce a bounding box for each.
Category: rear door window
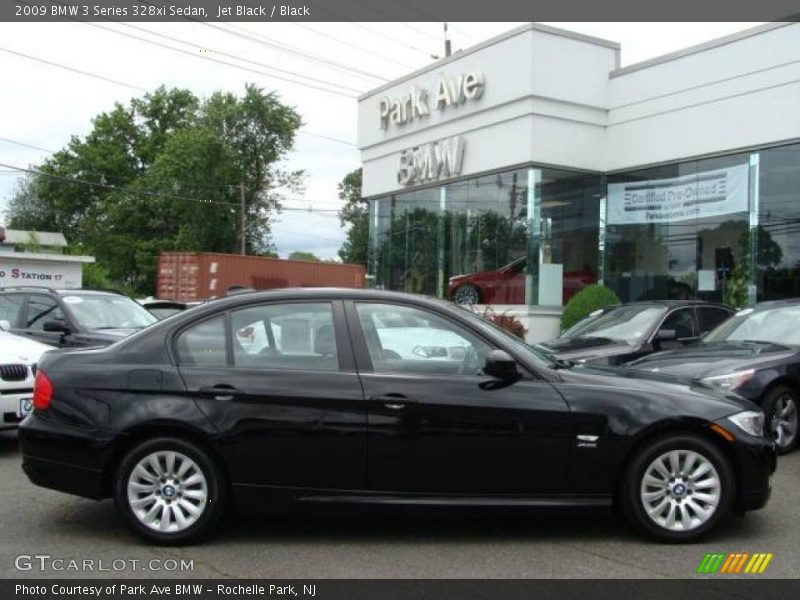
[231,302,339,372]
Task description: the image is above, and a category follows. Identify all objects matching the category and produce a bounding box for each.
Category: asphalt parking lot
[0,431,797,580]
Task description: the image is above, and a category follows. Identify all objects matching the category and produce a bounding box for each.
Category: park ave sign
[378,72,485,130]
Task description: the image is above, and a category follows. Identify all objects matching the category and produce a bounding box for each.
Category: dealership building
[357,22,800,340]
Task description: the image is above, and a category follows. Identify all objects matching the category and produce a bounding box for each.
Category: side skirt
[232,484,612,509]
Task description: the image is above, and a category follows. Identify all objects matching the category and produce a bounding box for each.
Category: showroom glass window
[757,143,800,300]
[368,166,602,307]
[605,152,751,304]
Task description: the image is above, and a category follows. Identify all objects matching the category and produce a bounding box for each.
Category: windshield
[455,305,556,367]
[62,294,158,330]
[704,305,800,345]
[561,305,667,345]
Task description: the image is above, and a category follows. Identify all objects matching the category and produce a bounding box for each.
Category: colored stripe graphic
[698,553,773,574]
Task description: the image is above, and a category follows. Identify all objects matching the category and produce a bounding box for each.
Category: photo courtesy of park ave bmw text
[1,1,800,599]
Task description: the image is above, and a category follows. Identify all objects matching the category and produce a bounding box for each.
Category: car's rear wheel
[453,284,481,305]
[621,434,734,542]
[114,437,226,545]
[763,385,798,454]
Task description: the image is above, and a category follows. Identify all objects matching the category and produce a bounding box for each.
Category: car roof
[0,286,124,296]
[605,300,732,309]
[749,298,800,310]
[168,288,457,317]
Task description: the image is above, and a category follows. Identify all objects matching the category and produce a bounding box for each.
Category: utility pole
[239,182,246,256]
[444,23,451,57]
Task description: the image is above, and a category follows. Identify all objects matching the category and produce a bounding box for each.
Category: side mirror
[43,319,71,334]
[656,329,677,341]
[484,349,519,381]
[0,319,9,331]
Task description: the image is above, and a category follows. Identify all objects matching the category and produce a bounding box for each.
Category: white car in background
[0,320,54,430]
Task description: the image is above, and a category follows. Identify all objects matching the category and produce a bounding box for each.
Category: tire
[621,434,734,543]
[453,284,481,305]
[762,385,799,454]
[114,437,227,545]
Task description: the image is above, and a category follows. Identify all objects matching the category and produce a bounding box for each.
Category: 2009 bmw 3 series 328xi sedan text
[19,289,776,544]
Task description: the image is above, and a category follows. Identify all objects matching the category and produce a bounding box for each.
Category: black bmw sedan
[627,299,800,454]
[19,289,775,544]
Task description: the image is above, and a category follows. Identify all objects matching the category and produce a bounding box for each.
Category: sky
[0,21,763,260]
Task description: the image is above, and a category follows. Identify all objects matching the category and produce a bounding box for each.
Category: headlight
[728,410,765,437]
[701,369,755,391]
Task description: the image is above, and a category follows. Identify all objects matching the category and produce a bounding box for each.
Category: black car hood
[625,341,798,379]
[557,363,756,419]
[536,336,636,361]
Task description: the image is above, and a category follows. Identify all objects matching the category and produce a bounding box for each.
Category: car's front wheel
[114,437,227,545]
[763,385,798,454]
[621,434,734,542]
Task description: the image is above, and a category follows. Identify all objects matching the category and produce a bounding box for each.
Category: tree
[288,251,320,262]
[337,168,368,266]
[5,84,303,294]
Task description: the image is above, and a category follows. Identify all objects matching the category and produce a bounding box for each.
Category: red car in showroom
[448,257,595,304]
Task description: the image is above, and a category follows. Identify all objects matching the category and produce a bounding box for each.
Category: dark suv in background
[536,300,735,365]
[0,287,157,348]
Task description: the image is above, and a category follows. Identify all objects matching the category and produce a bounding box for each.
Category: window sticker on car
[62,296,84,304]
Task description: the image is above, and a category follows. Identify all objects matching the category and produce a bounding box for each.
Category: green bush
[561,284,621,332]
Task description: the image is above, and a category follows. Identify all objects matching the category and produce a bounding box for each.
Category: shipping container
[156,252,366,301]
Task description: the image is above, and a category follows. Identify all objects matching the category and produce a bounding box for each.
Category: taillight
[33,370,53,411]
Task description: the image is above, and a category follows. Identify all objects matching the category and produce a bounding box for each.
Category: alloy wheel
[771,394,798,450]
[126,450,208,533]
[639,449,721,532]
[454,285,480,305]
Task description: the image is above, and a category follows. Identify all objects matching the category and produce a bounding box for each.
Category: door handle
[372,393,416,410]
[198,385,239,401]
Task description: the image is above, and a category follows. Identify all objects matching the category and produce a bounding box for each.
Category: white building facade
[358,23,800,341]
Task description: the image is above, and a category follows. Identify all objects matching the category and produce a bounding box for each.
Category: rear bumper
[19,413,112,499]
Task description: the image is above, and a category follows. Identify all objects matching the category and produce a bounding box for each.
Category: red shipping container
[157,252,366,301]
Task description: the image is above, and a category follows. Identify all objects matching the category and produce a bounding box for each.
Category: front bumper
[0,389,33,429]
[717,420,778,513]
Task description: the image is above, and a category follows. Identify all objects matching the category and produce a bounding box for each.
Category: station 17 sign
[0,259,82,288]
[607,163,749,225]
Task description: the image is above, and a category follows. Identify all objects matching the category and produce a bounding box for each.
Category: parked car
[627,299,800,454]
[0,323,53,430]
[0,287,157,348]
[537,301,735,365]
[20,289,775,544]
[138,299,195,320]
[448,256,595,304]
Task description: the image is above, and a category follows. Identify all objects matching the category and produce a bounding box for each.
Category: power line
[0,132,355,198]
[0,47,147,92]
[85,22,358,99]
[0,161,346,213]
[109,22,364,96]
[204,22,390,84]
[290,23,417,71]
[0,137,56,154]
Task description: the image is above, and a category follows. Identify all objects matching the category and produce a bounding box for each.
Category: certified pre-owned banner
[607,163,749,225]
